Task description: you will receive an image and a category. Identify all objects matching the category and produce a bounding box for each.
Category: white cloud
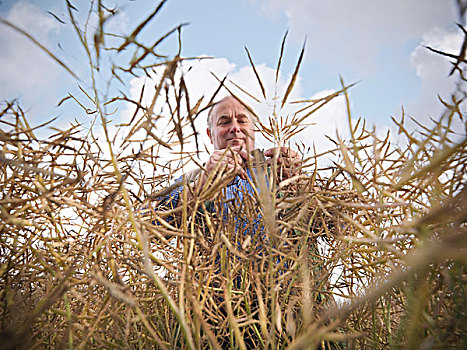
[6,1,59,41]
[254,0,463,136]
[411,26,463,82]
[179,57,348,155]
[293,90,348,153]
[0,2,62,119]
[121,56,349,171]
[409,26,464,120]
[256,0,458,73]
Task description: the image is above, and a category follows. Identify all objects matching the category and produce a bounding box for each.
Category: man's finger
[265,146,298,158]
[266,156,301,167]
[264,147,278,158]
[225,162,247,179]
[238,149,251,162]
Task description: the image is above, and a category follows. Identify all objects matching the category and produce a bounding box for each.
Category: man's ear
[207,128,213,144]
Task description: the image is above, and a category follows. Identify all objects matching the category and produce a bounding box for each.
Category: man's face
[207,97,255,151]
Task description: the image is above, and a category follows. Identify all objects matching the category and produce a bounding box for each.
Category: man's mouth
[228,138,244,142]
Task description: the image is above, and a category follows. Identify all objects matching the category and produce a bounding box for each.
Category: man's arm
[196,145,250,188]
[153,145,249,217]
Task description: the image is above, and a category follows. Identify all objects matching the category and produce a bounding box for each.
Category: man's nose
[229,120,241,133]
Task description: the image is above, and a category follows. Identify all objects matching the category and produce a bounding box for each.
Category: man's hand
[265,147,302,181]
[198,146,250,189]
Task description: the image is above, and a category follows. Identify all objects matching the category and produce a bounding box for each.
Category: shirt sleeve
[155,177,183,223]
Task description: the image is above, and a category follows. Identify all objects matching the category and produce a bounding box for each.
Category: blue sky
[0,0,464,153]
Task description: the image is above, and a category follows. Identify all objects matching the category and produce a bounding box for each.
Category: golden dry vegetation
[1,1,466,349]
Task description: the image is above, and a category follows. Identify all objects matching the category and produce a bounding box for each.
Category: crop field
[0,1,466,349]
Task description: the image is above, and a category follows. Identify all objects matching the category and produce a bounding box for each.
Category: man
[156,95,303,217]
[149,96,317,348]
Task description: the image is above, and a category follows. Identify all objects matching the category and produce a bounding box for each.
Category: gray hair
[206,105,215,131]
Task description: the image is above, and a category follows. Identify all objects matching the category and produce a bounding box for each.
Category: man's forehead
[212,99,250,117]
